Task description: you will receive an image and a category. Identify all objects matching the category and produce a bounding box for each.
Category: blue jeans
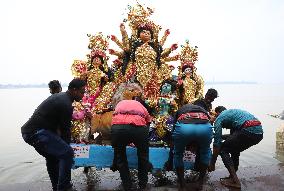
[172,123,213,168]
[22,129,74,191]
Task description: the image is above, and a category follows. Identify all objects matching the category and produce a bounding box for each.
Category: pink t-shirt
[112,100,151,126]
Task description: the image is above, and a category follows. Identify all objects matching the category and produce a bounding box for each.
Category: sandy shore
[1,163,283,191]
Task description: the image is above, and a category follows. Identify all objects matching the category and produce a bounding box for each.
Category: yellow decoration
[180,41,198,65]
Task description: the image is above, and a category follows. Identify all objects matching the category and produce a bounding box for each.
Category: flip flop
[220,179,241,189]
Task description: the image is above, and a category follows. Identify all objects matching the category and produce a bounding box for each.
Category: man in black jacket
[21,78,86,191]
[193,88,218,112]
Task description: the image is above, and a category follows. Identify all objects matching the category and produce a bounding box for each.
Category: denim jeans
[111,124,149,190]
[22,129,74,191]
[172,122,213,168]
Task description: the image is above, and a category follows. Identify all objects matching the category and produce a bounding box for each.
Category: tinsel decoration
[71,60,87,78]
[180,41,198,68]
[86,32,110,72]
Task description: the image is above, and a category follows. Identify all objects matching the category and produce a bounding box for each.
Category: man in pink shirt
[111,99,151,191]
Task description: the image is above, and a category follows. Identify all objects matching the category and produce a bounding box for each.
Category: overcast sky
[0,0,283,84]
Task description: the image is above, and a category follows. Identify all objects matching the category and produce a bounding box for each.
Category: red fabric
[112,100,151,126]
[177,112,209,121]
[242,120,261,128]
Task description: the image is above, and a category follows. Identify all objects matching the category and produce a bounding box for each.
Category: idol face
[161,83,172,94]
[92,57,102,67]
[139,30,151,42]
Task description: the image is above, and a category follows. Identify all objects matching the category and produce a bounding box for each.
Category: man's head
[214,105,227,118]
[48,80,62,94]
[205,88,218,103]
[210,106,227,124]
[68,79,86,102]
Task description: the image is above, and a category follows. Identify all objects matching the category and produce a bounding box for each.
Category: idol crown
[126,3,161,40]
[86,32,109,59]
[180,41,198,65]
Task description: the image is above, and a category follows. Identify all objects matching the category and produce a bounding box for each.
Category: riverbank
[1,163,283,191]
[1,86,283,191]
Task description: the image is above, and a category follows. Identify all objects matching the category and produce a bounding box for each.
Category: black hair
[48,80,61,90]
[89,55,104,70]
[137,27,154,40]
[68,78,86,90]
[181,65,192,73]
[160,79,177,93]
[121,50,131,75]
[206,88,218,98]
[121,28,162,75]
[215,106,227,113]
[89,55,113,81]
[181,65,197,82]
[132,95,153,114]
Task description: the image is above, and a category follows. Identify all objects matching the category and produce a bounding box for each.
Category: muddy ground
[1,163,284,191]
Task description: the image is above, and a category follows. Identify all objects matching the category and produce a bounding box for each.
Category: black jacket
[21,92,73,143]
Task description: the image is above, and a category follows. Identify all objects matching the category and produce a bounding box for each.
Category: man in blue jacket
[172,104,213,190]
[209,107,263,189]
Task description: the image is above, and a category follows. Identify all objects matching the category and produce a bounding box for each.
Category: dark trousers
[111,124,149,190]
[22,129,74,191]
[220,130,263,171]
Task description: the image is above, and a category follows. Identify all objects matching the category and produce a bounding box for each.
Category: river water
[0,84,283,190]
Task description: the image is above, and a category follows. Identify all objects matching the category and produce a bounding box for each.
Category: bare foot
[220,178,241,189]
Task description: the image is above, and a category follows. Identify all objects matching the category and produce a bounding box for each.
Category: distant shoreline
[0,81,258,89]
[0,83,68,89]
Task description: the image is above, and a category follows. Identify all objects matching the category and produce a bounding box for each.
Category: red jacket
[112,100,151,126]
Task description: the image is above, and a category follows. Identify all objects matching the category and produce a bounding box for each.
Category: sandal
[220,179,241,189]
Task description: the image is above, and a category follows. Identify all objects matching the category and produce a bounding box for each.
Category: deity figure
[177,41,204,107]
[149,79,178,144]
[71,101,91,143]
[71,33,117,142]
[109,3,179,105]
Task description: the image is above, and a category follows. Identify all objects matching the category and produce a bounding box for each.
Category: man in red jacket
[111,99,152,191]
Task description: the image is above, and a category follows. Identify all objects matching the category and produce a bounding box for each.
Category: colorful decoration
[69,2,204,146]
[71,102,91,143]
[109,2,179,100]
[180,40,199,67]
[177,41,204,106]
[149,80,178,142]
[71,60,87,78]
